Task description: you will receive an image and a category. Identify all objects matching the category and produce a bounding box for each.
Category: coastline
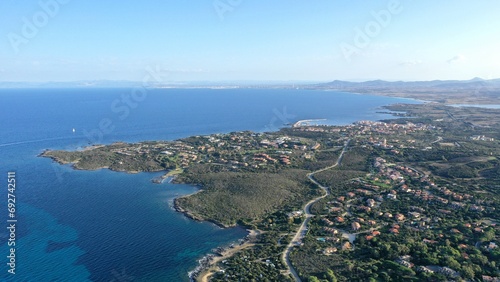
[188,229,259,282]
[40,147,238,229]
[173,190,205,222]
[173,193,235,229]
[171,178,261,281]
[40,149,163,175]
[318,88,500,105]
[18,85,500,281]
[171,182,255,281]
[36,99,427,282]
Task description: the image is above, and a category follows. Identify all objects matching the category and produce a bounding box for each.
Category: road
[430,136,443,144]
[282,139,350,281]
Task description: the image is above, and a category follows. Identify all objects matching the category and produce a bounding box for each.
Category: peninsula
[42,103,500,281]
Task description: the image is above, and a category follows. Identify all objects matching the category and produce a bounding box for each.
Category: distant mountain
[2,78,500,91]
[311,78,500,104]
[317,78,500,90]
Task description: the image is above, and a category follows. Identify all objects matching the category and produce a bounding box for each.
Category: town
[42,103,500,282]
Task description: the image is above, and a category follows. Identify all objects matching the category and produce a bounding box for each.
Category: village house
[395,214,405,221]
[366,198,376,207]
[341,242,352,251]
[323,247,338,255]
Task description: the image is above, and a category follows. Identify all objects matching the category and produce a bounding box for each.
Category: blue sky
[1,0,499,82]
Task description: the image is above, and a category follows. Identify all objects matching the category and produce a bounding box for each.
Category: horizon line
[0,76,498,86]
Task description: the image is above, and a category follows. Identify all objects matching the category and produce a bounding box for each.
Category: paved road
[282,139,350,281]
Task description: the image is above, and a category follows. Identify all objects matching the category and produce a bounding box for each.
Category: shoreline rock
[173,197,234,229]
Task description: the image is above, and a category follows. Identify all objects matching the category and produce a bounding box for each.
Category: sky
[1,0,499,83]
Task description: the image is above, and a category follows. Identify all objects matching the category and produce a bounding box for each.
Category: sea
[0,88,418,281]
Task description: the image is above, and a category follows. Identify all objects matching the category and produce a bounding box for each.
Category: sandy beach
[195,229,260,282]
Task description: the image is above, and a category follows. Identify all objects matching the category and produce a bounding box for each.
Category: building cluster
[109,131,329,170]
[470,135,495,141]
[355,120,435,133]
[315,149,498,272]
[370,156,493,215]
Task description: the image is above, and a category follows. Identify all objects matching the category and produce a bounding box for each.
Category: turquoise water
[0,88,418,281]
[0,204,89,281]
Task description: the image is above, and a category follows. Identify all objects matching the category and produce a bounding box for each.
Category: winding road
[282,139,350,281]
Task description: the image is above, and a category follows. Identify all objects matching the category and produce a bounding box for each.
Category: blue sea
[0,88,418,281]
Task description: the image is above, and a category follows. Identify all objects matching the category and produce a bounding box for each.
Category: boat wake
[0,136,81,148]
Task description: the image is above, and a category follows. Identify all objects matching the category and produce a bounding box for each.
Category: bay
[0,88,417,281]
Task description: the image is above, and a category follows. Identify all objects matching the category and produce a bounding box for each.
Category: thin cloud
[447,55,465,64]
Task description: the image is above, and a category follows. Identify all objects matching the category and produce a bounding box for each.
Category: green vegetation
[175,167,317,227]
[210,230,294,281]
[287,104,500,281]
[41,142,168,172]
[42,103,500,281]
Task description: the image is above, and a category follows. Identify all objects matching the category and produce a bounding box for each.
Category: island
[41,103,500,282]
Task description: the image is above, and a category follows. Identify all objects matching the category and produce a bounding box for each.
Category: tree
[326,269,338,282]
[461,265,475,279]
[308,276,320,282]
[445,257,461,271]
[470,253,488,266]
[480,227,495,242]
